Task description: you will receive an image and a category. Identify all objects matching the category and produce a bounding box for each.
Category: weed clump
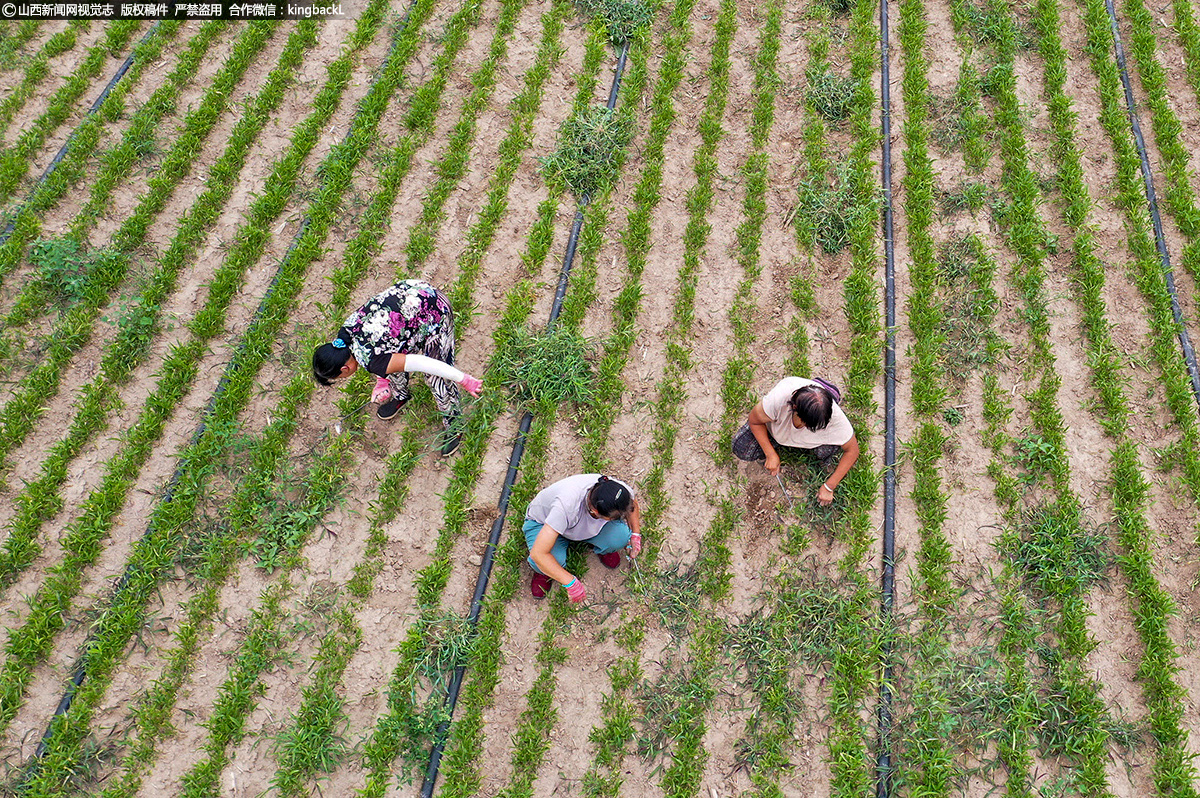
[795,162,874,254]
[492,325,596,408]
[936,235,1000,381]
[805,68,856,122]
[30,237,124,306]
[539,104,634,199]
[999,505,1111,599]
[388,612,476,780]
[574,0,653,45]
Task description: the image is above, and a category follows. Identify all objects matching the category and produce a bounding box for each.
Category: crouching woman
[524,474,642,602]
[732,376,860,506]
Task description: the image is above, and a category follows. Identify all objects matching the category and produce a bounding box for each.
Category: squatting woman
[732,376,860,506]
[524,474,642,602]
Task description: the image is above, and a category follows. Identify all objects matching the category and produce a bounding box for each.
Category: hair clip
[332,338,347,349]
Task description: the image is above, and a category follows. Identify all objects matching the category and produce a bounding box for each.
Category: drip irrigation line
[420,39,632,798]
[0,22,160,245]
[1102,0,1200,412]
[877,0,897,793]
[26,9,412,765]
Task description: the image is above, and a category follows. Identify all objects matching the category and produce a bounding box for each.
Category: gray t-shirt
[525,474,635,542]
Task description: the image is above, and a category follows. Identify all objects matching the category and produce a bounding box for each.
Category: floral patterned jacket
[339,280,452,376]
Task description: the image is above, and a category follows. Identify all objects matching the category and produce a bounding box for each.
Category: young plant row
[717,0,781,461]
[486,8,696,791]
[964,1,1118,793]
[437,36,632,798]
[1077,0,1200,524]
[891,0,960,795]
[17,5,415,791]
[0,20,233,335]
[580,2,737,789]
[361,14,618,784]
[0,20,86,139]
[441,0,572,318]
[400,0,530,273]
[96,14,459,790]
[0,4,336,756]
[1070,0,1200,790]
[0,20,141,204]
[825,0,883,792]
[575,0,690,472]
[1171,0,1200,97]
[794,1,863,259]
[1120,0,1200,286]
[0,21,171,286]
[0,21,294,592]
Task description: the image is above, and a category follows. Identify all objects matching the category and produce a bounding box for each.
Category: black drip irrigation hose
[419,39,632,798]
[26,8,416,764]
[877,0,897,794]
[1102,0,1200,412]
[0,22,160,245]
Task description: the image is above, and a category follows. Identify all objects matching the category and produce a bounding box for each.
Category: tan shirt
[761,377,855,449]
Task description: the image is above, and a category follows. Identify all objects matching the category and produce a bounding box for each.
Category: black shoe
[439,430,462,456]
[376,395,409,420]
[439,413,462,456]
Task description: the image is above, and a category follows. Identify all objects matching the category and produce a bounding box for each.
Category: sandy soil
[1,0,1200,797]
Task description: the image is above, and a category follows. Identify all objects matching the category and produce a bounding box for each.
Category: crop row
[0,21,43,71]
[364,17,612,793]
[1073,0,1200,789]
[893,0,961,796]
[0,21,281,591]
[0,20,86,139]
[17,3,404,790]
[581,0,736,789]
[427,17,648,795]
[0,22,173,288]
[182,0,569,792]
[0,21,142,204]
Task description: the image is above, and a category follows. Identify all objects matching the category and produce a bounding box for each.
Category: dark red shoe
[598,551,621,569]
[531,572,553,598]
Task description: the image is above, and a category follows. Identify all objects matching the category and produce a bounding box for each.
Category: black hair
[312,334,352,386]
[590,476,634,520]
[789,385,834,430]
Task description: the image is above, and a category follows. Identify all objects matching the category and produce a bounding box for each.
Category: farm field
[0,0,1198,796]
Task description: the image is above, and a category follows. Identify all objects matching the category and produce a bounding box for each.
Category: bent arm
[816,435,858,506]
[626,497,642,536]
[529,523,574,585]
[748,401,780,473]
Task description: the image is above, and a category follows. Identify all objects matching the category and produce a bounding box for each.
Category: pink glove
[564,577,587,603]
[627,532,642,558]
[372,377,392,404]
[459,373,483,397]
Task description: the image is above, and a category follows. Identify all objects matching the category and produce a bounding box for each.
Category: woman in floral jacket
[312,280,481,454]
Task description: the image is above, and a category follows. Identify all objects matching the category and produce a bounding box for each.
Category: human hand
[764,452,781,475]
[371,377,392,404]
[818,482,834,506]
[460,373,483,397]
[564,577,587,603]
[626,532,642,558]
